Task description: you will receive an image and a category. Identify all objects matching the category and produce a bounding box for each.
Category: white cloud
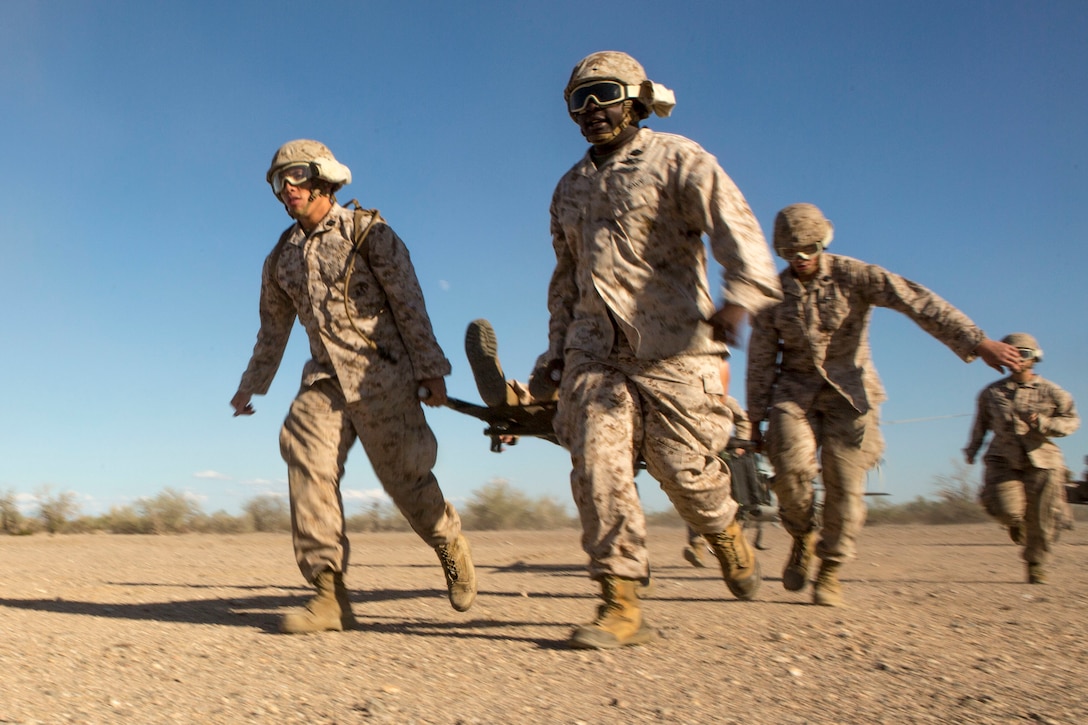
[342,487,389,503]
[243,478,282,486]
[14,491,36,515]
[438,279,451,292]
[193,470,231,480]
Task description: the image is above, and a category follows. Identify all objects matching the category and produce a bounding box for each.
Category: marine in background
[964,333,1080,584]
[747,203,1022,606]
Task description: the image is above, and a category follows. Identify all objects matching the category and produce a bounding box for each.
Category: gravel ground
[1,522,1085,724]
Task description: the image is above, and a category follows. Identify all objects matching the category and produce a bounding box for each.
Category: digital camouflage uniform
[546,126,782,582]
[237,203,461,582]
[964,375,1079,566]
[725,395,752,442]
[747,252,987,564]
[687,395,752,549]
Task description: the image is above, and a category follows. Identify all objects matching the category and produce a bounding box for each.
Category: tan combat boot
[683,532,707,568]
[280,570,357,634]
[436,535,477,612]
[1027,562,1047,585]
[465,319,516,407]
[812,560,844,607]
[704,521,762,600]
[682,544,706,568]
[569,576,656,649]
[782,531,815,592]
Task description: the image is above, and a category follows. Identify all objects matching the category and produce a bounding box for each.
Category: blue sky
[2,0,1085,518]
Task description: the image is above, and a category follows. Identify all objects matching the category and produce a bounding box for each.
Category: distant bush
[36,486,79,534]
[136,488,205,534]
[644,508,684,527]
[9,464,1082,535]
[346,500,412,533]
[242,495,290,532]
[0,489,32,535]
[461,479,577,530]
[197,510,253,535]
[103,505,153,534]
[63,515,104,534]
[866,462,988,526]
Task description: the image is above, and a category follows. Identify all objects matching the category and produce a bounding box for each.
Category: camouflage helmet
[566,51,648,94]
[773,203,835,257]
[1001,332,1044,362]
[265,139,352,193]
[564,51,675,121]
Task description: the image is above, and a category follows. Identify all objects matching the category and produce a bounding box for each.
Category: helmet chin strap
[277,179,337,222]
[587,100,635,145]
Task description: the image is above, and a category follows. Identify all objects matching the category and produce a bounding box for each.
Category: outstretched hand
[231,391,255,416]
[418,377,448,407]
[709,304,748,348]
[529,358,564,401]
[974,339,1022,374]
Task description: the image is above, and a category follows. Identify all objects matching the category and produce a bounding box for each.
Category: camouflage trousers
[979,459,1062,565]
[279,378,461,582]
[766,386,884,564]
[554,352,737,582]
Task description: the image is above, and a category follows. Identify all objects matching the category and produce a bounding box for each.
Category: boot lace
[594,579,627,621]
[711,531,742,571]
[788,537,807,567]
[437,545,460,581]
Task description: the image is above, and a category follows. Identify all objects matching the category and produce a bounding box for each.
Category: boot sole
[569,623,657,650]
[812,592,845,607]
[279,616,346,634]
[449,587,477,612]
[465,319,508,408]
[782,565,808,592]
[726,558,762,601]
[812,578,845,606]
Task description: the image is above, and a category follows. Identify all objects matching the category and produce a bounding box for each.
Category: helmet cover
[266,139,351,190]
[773,203,834,254]
[564,51,675,120]
[1001,332,1043,362]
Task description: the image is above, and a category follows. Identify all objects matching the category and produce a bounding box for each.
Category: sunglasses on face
[271,164,314,194]
[567,80,639,114]
[778,243,823,262]
[1017,348,1040,361]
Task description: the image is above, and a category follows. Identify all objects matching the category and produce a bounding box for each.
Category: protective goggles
[567,80,640,114]
[1017,347,1041,361]
[271,164,314,194]
[777,243,823,262]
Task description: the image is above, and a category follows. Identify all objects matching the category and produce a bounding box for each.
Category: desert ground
[0,522,1085,724]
